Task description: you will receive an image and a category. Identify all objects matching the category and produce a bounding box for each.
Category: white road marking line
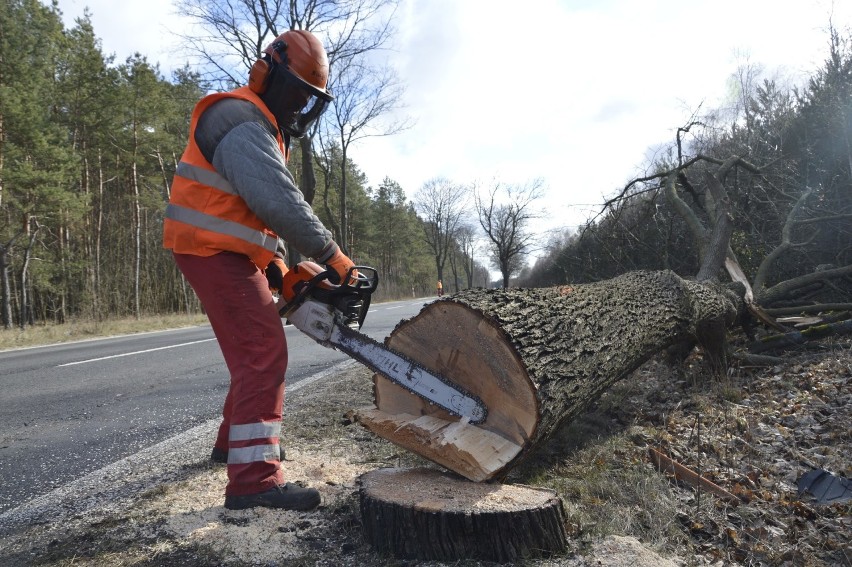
[56,338,217,367]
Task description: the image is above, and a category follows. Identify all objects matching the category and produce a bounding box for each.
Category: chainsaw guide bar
[331,322,488,424]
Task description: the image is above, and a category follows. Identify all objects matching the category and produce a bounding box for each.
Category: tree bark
[0,230,23,329]
[359,467,567,562]
[0,242,14,329]
[353,270,741,482]
[19,218,39,328]
[131,151,141,318]
[93,151,105,319]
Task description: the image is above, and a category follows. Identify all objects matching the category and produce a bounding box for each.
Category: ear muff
[249,41,288,94]
[249,58,271,94]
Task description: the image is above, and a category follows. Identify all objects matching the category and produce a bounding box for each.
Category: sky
[54,0,852,247]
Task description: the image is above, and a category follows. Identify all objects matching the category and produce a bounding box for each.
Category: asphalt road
[0,297,431,514]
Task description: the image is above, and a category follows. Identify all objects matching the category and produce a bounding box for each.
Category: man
[163,30,354,511]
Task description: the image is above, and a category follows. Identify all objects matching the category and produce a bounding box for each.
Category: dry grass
[0,313,210,350]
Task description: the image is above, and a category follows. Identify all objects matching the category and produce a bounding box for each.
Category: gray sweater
[195,97,335,261]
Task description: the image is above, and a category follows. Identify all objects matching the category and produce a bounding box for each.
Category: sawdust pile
[133,369,394,565]
[144,448,375,565]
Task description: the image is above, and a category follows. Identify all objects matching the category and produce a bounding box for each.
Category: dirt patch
[1,340,850,566]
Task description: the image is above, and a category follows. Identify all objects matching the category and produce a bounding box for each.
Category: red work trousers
[174,251,287,496]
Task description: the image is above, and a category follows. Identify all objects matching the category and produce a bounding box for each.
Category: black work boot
[224,483,320,511]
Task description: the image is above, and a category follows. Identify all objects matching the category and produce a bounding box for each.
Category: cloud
[54,0,852,238]
[353,0,851,235]
[56,0,191,74]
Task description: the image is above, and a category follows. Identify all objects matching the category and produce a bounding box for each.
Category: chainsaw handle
[280,265,378,329]
[324,265,377,289]
[279,265,378,317]
[344,266,378,294]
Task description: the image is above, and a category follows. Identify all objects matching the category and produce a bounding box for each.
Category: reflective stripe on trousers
[228,421,282,464]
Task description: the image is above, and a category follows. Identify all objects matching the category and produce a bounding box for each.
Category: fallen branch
[749,319,852,354]
[648,447,740,504]
[764,304,852,317]
[776,316,826,327]
[731,351,784,366]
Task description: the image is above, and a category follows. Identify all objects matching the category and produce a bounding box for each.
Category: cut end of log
[352,407,522,482]
[361,300,540,481]
[359,467,568,562]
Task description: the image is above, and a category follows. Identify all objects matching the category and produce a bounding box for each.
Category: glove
[323,247,358,285]
[265,257,289,294]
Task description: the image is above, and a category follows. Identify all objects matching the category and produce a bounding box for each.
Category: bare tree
[475,179,544,289]
[455,223,478,289]
[593,120,852,366]
[610,122,852,312]
[413,178,468,285]
[317,54,408,254]
[175,0,396,85]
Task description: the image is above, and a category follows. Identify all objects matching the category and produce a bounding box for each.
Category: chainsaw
[278,261,487,424]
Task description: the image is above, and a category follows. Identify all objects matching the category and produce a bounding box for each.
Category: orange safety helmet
[249,30,334,137]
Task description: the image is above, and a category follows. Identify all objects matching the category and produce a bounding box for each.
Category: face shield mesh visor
[267,66,333,138]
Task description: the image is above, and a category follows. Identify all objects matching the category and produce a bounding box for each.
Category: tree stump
[359,467,567,562]
[353,270,739,481]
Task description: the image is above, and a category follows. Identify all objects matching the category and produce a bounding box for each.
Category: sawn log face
[356,270,738,481]
[359,467,567,562]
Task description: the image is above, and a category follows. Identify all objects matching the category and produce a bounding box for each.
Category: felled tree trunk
[353,270,740,482]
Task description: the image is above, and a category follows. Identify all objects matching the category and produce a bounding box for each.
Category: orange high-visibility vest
[163,87,288,269]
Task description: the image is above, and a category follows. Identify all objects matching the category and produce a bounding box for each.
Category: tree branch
[664,172,708,256]
[696,172,734,282]
[759,263,852,306]
[753,186,815,293]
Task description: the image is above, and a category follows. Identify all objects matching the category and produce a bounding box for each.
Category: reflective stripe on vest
[165,204,278,254]
[175,161,237,195]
